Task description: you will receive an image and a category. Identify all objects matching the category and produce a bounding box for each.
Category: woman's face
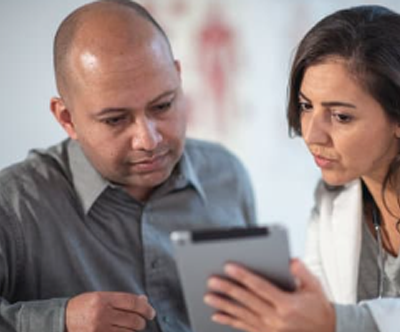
[299,59,400,186]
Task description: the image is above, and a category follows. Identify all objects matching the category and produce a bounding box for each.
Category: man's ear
[174,60,181,76]
[50,97,78,140]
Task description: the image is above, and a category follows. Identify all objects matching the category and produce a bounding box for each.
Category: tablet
[171,225,295,332]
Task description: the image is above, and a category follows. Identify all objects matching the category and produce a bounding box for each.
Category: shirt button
[176,174,185,185]
[151,259,159,269]
[162,316,169,323]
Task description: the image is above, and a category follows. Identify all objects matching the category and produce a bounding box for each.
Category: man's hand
[204,259,335,332]
[65,292,156,332]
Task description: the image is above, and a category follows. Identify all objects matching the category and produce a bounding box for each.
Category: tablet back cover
[171,226,294,332]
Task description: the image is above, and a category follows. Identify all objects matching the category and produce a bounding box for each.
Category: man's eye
[153,101,172,112]
[333,112,352,123]
[102,116,127,126]
[299,101,312,112]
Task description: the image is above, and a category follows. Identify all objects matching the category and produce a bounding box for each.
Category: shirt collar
[174,148,207,203]
[67,140,206,215]
[67,140,109,214]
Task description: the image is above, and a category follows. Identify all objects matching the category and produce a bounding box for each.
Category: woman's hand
[204,259,335,332]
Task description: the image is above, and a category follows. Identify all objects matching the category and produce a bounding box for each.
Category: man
[0,1,256,331]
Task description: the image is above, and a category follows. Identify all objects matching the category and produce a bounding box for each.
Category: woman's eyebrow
[299,91,356,108]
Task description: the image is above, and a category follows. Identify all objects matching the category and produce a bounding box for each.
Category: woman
[204,5,400,332]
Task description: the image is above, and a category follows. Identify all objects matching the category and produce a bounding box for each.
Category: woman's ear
[396,123,400,139]
[50,97,78,140]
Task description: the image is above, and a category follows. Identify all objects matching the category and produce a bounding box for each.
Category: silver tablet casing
[171,225,295,332]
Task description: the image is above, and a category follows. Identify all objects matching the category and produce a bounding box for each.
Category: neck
[362,176,400,256]
[362,176,399,217]
[125,186,153,203]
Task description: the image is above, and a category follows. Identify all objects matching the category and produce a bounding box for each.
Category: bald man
[0,1,256,332]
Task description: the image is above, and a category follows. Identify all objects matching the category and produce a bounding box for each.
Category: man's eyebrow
[94,88,179,117]
[94,107,131,117]
[299,91,356,108]
[149,88,178,104]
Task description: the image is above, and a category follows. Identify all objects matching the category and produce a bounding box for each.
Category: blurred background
[1,0,399,256]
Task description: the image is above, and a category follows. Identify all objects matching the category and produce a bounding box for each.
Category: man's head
[51,0,187,201]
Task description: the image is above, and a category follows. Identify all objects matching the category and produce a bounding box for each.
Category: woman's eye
[299,102,312,112]
[333,112,352,123]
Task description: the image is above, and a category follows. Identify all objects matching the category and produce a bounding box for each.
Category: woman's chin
[321,174,355,187]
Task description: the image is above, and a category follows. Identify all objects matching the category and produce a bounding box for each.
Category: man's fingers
[66,292,156,332]
[110,293,156,320]
[111,310,147,331]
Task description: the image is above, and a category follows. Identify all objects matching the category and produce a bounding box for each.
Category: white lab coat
[304,179,400,332]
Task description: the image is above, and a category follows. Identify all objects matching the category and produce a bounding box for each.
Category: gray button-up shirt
[0,138,256,332]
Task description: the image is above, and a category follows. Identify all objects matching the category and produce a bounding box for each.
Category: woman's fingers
[204,261,336,332]
[204,292,261,332]
[290,258,323,293]
[206,276,274,316]
[223,263,288,306]
[211,312,261,332]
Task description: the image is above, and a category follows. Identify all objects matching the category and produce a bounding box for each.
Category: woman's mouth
[313,154,336,168]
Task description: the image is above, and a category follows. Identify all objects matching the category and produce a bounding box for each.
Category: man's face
[60,38,187,201]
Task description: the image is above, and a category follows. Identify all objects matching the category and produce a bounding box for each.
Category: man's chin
[125,169,173,189]
[122,174,172,201]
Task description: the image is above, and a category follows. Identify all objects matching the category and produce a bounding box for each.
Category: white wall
[2,0,400,256]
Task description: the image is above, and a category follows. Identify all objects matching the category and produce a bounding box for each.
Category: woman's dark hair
[287,5,400,206]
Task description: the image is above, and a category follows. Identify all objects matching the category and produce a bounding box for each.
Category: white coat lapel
[321,180,363,304]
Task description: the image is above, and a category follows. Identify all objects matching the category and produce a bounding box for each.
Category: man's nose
[301,110,330,145]
[131,117,162,151]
